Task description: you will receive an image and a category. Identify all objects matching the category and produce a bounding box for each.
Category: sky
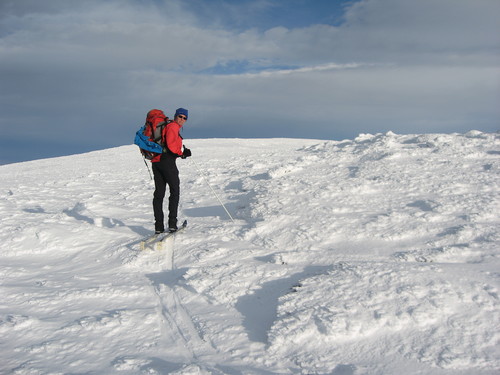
[0,0,499,164]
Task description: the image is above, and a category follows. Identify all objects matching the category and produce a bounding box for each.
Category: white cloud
[2,0,498,70]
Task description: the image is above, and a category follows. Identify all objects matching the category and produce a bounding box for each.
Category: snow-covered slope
[1,132,499,374]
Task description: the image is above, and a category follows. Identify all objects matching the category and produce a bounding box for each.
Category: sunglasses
[178,115,187,120]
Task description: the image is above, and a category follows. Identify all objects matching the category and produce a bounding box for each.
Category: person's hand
[181,147,192,159]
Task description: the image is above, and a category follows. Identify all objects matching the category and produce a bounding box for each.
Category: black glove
[181,147,192,159]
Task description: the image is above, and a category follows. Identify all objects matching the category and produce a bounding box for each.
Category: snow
[1,132,499,375]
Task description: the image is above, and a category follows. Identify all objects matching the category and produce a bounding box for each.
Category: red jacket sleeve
[165,122,183,156]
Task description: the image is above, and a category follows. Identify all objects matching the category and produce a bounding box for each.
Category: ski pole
[189,157,235,223]
[142,156,153,180]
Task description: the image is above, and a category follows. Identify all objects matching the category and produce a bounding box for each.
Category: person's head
[174,108,188,123]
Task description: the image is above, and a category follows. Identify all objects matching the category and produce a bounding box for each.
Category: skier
[152,108,191,233]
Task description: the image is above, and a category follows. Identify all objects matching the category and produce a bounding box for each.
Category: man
[152,108,191,233]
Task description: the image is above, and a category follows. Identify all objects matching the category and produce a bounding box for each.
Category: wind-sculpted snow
[269,262,497,371]
[0,132,498,374]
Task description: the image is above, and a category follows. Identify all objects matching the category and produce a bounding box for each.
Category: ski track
[0,133,499,374]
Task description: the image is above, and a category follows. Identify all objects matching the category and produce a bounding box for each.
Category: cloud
[189,65,498,136]
[0,0,499,163]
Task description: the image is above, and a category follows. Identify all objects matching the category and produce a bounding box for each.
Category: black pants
[152,154,180,231]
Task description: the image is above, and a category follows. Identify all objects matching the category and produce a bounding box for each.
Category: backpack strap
[152,121,165,144]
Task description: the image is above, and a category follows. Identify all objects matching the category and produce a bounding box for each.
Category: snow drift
[1,131,499,374]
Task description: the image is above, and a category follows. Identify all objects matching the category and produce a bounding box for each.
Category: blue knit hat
[175,108,188,119]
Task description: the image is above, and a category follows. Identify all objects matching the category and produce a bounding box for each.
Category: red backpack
[140,109,171,160]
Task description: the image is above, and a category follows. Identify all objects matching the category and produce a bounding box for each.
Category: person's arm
[165,123,183,156]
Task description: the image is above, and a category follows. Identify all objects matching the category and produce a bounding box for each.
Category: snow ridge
[1,132,499,374]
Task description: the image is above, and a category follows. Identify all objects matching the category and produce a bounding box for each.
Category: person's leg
[152,162,167,232]
[164,158,180,230]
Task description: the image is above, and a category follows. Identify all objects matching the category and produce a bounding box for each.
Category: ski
[139,233,161,251]
[153,220,187,250]
[140,220,187,251]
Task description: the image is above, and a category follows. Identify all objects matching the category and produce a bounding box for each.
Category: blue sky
[180,0,351,30]
[0,0,499,164]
